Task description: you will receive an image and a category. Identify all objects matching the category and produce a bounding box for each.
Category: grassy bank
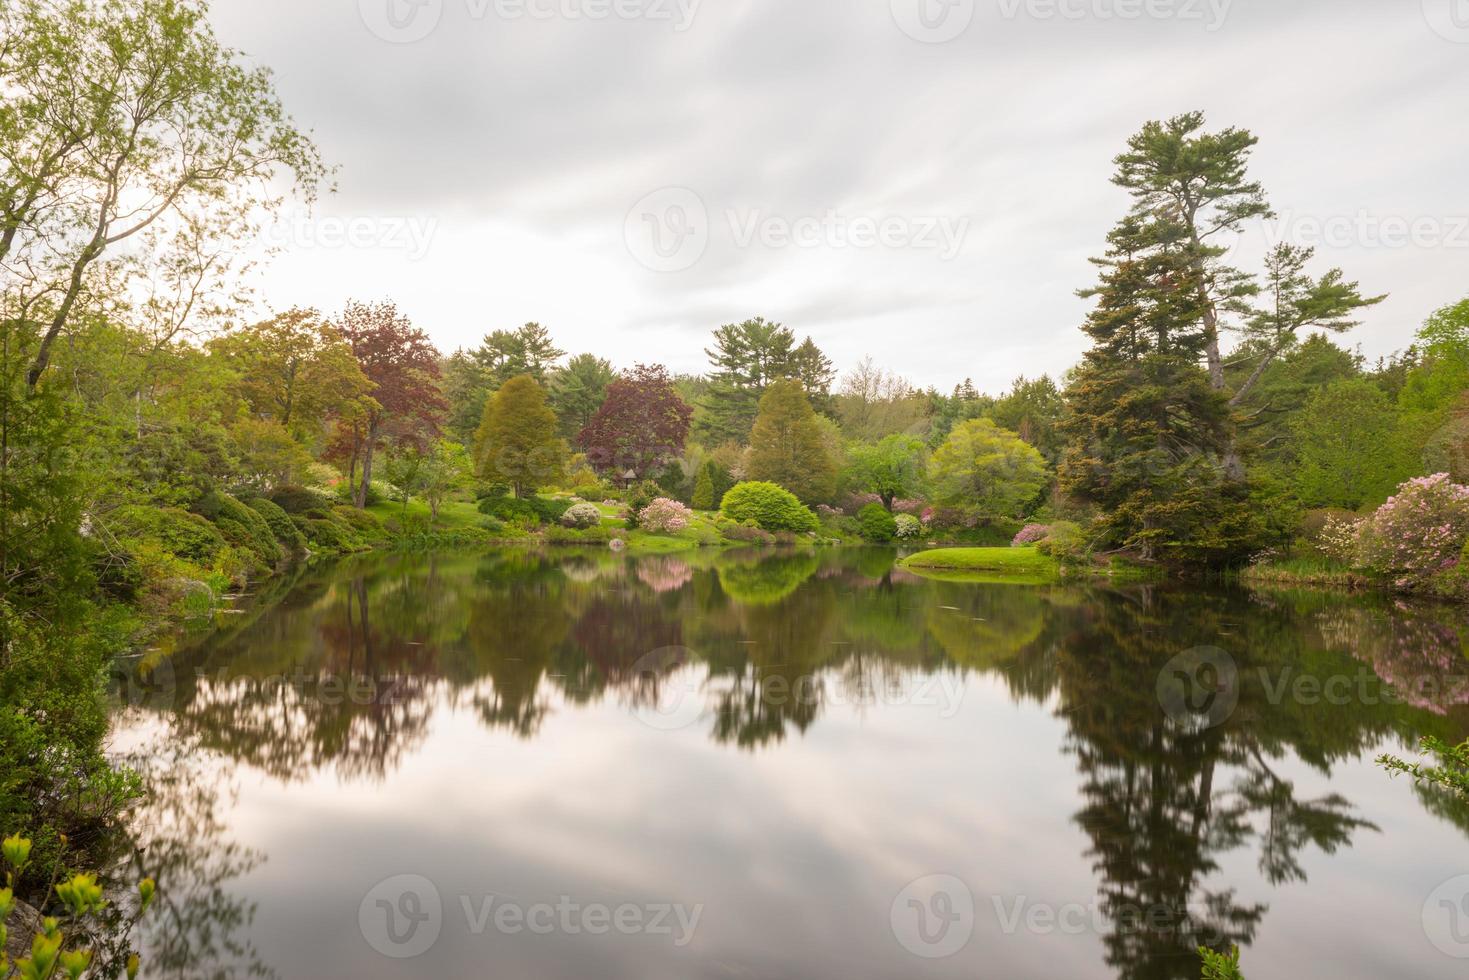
[899,547,1060,583]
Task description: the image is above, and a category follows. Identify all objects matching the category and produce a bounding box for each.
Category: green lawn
[900,546,1058,582]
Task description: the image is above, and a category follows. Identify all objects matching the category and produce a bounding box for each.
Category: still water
[109,547,1469,979]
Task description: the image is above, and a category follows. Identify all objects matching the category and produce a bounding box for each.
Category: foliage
[561,503,603,529]
[893,513,923,540]
[744,379,838,504]
[639,498,694,534]
[690,464,717,510]
[844,434,929,510]
[442,323,566,442]
[473,375,568,498]
[930,418,1048,518]
[1356,473,1469,589]
[900,547,1059,581]
[193,491,282,567]
[857,503,898,542]
[1198,946,1245,980]
[1290,378,1401,509]
[548,353,616,441]
[334,300,446,507]
[1012,523,1050,547]
[1378,736,1469,803]
[577,364,692,479]
[243,497,308,555]
[836,357,930,442]
[988,376,1065,464]
[720,482,819,533]
[699,318,831,444]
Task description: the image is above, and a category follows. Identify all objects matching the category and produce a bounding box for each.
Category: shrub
[244,497,309,555]
[562,502,603,529]
[640,497,694,534]
[894,513,923,539]
[1034,520,1088,563]
[1316,513,1364,564]
[720,482,819,533]
[110,505,226,565]
[624,480,663,528]
[194,491,282,567]
[1012,523,1051,547]
[529,496,572,526]
[857,503,898,542]
[479,496,540,524]
[1357,473,1469,589]
[719,521,776,546]
[270,485,332,515]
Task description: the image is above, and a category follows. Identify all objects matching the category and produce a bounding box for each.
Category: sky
[209,0,1469,395]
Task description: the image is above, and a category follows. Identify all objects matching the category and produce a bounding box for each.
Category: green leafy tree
[1290,378,1400,509]
[474,375,567,497]
[845,435,929,510]
[930,418,1048,518]
[987,375,1064,464]
[745,379,838,503]
[442,324,566,441]
[691,464,716,510]
[2,0,326,392]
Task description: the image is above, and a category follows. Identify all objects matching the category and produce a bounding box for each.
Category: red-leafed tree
[333,300,447,507]
[578,364,692,479]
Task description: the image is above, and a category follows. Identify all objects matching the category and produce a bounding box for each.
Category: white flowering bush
[1317,513,1363,564]
[561,502,603,529]
[894,513,923,539]
[639,497,694,534]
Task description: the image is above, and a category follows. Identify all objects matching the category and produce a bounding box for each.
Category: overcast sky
[210,0,1469,394]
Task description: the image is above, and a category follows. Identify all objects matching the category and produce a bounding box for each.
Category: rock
[5,897,43,963]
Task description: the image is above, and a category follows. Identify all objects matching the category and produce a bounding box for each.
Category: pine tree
[698,317,796,444]
[474,374,567,497]
[1058,216,1248,563]
[745,379,837,504]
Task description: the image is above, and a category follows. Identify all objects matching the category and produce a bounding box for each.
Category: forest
[3,0,1469,976]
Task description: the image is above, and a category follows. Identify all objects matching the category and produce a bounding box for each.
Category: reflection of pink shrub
[1358,474,1469,589]
[1012,523,1050,547]
[639,497,693,533]
[637,557,693,593]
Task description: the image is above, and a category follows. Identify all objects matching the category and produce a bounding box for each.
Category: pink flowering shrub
[639,497,694,534]
[1357,474,1469,590]
[1012,523,1051,547]
[892,499,926,515]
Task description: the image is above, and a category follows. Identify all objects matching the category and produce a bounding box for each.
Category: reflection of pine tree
[1052,589,1379,979]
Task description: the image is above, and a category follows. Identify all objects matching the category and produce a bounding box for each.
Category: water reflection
[115,547,1469,979]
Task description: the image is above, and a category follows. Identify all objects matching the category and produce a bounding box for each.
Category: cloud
[211,0,1468,392]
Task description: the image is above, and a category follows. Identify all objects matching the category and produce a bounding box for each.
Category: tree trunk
[354,419,379,509]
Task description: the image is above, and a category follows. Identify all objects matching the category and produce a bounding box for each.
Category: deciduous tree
[577,364,692,479]
[475,374,567,497]
[745,379,837,504]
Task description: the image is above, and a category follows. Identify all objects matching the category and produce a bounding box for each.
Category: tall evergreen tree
[745,379,837,504]
[698,317,797,444]
[549,353,616,440]
[1058,217,1248,562]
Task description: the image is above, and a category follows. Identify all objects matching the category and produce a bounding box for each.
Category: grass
[1236,555,1363,589]
[899,546,1059,583]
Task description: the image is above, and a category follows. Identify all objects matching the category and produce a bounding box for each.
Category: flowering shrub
[639,497,694,534]
[894,514,923,539]
[1012,523,1051,547]
[892,499,926,515]
[1317,513,1364,564]
[1357,474,1469,589]
[561,502,603,529]
[841,492,882,515]
[815,504,843,520]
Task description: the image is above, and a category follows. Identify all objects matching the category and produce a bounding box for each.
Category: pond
[108,547,1469,979]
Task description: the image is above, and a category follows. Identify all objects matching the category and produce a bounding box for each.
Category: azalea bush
[1012,523,1050,547]
[1356,473,1469,589]
[561,502,603,529]
[639,497,694,534]
[893,514,923,539]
